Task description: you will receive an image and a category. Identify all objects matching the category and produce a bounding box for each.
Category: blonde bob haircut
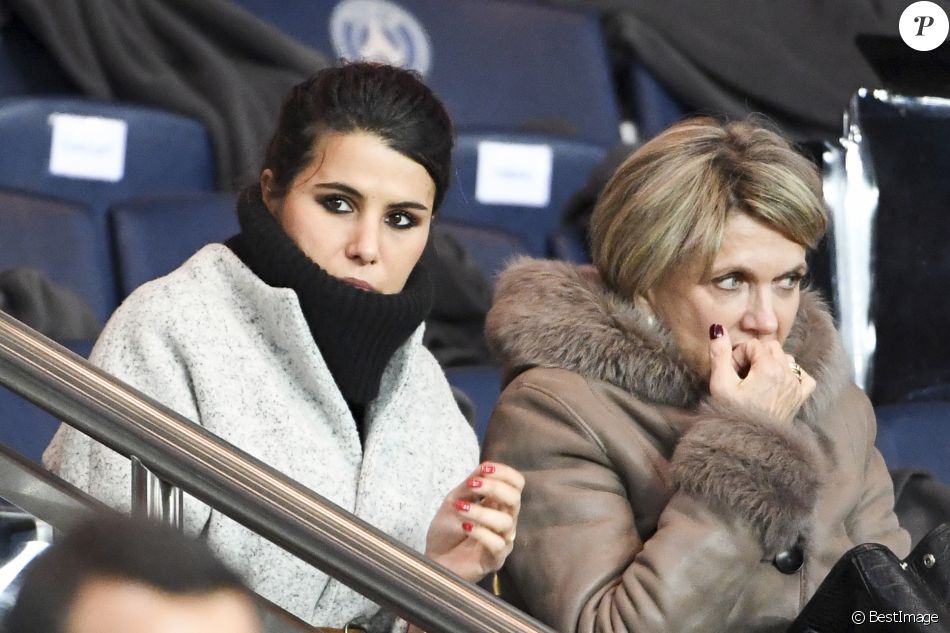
[590,116,828,299]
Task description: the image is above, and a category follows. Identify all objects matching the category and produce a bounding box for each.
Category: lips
[341,277,378,292]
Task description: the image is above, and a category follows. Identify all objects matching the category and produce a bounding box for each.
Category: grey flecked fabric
[43,244,479,631]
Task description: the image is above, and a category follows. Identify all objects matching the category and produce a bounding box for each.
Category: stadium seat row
[1,0,947,486]
[0,96,600,321]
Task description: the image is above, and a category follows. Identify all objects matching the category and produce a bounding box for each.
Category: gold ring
[789,361,802,383]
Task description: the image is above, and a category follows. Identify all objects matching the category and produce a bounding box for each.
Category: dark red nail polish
[468,478,483,489]
[709,324,724,340]
[462,521,474,533]
[455,500,471,512]
[481,463,496,475]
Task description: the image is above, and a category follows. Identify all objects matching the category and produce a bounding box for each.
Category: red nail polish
[709,324,724,340]
[468,478,483,489]
[462,521,474,533]
[455,500,471,512]
[481,463,496,475]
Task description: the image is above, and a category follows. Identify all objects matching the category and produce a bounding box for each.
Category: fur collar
[486,258,852,419]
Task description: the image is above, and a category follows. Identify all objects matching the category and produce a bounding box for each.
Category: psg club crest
[330,0,433,76]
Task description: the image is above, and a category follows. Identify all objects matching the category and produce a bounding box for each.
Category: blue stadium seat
[547,226,590,263]
[443,133,607,255]
[437,221,529,286]
[0,190,112,322]
[444,366,502,445]
[232,0,621,146]
[231,0,618,254]
[628,63,689,141]
[875,401,950,485]
[0,97,217,314]
[109,193,239,299]
[0,98,216,215]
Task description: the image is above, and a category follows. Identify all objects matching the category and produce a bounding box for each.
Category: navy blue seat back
[233,0,621,145]
[547,225,590,263]
[876,402,950,485]
[232,0,618,254]
[438,221,529,286]
[445,366,502,445]
[109,193,239,299]
[628,63,689,141]
[0,190,112,322]
[0,98,217,313]
[0,98,216,215]
[443,133,606,255]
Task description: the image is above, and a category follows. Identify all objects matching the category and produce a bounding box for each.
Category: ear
[260,169,280,215]
[636,292,659,327]
[638,291,656,314]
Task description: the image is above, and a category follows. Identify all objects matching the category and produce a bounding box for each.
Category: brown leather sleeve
[842,386,911,557]
[482,371,770,633]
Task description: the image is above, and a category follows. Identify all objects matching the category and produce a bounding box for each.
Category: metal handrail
[0,443,319,633]
[0,441,104,531]
[0,310,555,633]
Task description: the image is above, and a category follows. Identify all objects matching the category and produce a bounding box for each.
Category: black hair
[261,61,455,211]
[3,514,250,633]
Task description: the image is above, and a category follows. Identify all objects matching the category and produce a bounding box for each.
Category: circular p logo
[900,1,949,51]
[329,0,432,76]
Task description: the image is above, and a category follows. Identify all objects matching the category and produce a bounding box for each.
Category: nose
[345,216,379,265]
[740,287,779,337]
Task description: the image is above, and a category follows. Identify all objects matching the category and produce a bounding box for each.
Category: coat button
[773,543,804,574]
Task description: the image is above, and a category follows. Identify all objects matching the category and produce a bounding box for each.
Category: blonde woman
[482,117,908,632]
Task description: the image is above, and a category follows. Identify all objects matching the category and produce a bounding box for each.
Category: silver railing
[0,309,555,633]
[824,87,880,391]
[0,443,317,633]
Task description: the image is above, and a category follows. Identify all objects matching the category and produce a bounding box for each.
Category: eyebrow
[314,181,431,212]
[709,263,809,280]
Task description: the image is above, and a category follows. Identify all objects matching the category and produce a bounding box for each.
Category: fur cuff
[670,402,824,555]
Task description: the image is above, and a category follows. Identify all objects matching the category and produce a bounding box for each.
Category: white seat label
[476,141,553,208]
[48,113,128,182]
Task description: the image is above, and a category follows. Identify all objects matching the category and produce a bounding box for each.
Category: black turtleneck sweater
[226,186,433,439]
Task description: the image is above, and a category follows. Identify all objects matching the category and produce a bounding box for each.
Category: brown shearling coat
[482,258,910,633]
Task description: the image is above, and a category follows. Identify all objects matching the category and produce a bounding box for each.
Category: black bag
[789,523,950,632]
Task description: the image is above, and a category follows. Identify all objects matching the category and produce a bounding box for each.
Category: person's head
[258,62,454,294]
[590,116,828,378]
[5,514,260,633]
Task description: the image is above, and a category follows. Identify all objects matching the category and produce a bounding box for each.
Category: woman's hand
[708,324,816,423]
[424,462,524,583]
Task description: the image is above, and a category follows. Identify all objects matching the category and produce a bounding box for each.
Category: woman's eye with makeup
[714,275,742,291]
[320,196,353,214]
[777,274,804,290]
[386,210,417,229]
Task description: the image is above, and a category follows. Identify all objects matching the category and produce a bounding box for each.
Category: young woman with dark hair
[44,62,522,633]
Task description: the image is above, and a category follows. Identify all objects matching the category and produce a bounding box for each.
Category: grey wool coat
[44,245,479,631]
[481,258,910,633]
